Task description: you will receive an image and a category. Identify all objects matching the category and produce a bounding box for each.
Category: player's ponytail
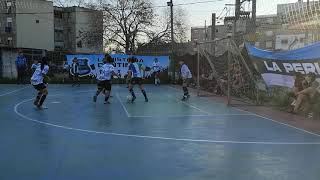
[41,57,48,71]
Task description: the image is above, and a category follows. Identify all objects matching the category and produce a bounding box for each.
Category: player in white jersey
[93,54,118,104]
[31,57,50,109]
[179,60,192,101]
[127,57,148,103]
[152,58,161,86]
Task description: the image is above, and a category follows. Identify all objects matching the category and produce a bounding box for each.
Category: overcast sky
[154,0,300,27]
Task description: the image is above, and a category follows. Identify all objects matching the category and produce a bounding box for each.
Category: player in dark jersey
[127,57,148,103]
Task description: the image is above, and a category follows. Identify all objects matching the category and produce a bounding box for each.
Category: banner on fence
[66,54,169,78]
[246,42,320,88]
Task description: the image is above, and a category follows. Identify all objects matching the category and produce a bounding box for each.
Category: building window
[77,41,82,48]
[7,37,12,45]
[281,39,288,44]
[7,17,12,28]
[54,11,63,19]
[300,37,304,43]
[266,41,273,48]
[36,20,40,23]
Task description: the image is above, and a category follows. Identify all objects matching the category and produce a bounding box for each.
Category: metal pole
[211,13,216,56]
[167,0,175,82]
[197,43,200,96]
[227,38,231,106]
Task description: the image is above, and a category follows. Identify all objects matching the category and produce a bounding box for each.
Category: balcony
[5,27,12,33]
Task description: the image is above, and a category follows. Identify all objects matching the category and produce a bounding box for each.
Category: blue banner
[246,42,320,87]
[66,54,169,78]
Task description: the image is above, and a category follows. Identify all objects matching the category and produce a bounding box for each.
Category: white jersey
[181,64,192,79]
[97,63,114,81]
[153,62,161,72]
[31,63,49,85]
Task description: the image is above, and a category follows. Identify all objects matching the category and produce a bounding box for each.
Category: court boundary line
[129,114,255,118]
[116,93,131,117]
[13,98,320,145]
[234,108,320,137]
[168,85,320,138]
[0,86,29,97]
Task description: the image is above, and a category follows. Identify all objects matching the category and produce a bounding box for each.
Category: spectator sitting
[290,72,304,107]
[294,73,319,114]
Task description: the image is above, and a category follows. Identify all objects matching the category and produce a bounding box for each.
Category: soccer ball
[126,95,133,103]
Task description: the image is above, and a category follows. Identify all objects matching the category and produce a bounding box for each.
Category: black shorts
[97,80,112,91]
[154,71,160,78]
[182,78,192,87]
[129,77,143,86]
[33,83,47,91]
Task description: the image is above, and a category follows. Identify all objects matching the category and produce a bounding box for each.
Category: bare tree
[88,0,155,54]
[142,6,189,46]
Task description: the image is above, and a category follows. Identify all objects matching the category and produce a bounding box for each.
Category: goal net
[196,38,259,106]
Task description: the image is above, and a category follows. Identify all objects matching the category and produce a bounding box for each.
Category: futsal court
[1,84,320,180]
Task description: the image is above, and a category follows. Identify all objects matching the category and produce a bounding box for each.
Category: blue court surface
[1,84,320,180]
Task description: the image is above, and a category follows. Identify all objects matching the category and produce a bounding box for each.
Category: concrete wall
[74,7,103,53]
[1,49,18,78]
[15,0,54,51]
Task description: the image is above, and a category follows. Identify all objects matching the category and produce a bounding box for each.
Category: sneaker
[33,100,39,106]
[291,100,296,106]
[145,98,149,102]
[181,95,187,101]
[93,96,97,103]
[104,101,111,104]
[37,106,48,110]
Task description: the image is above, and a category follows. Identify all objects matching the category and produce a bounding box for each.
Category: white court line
[116,93,131,117]
[13,98,320,145]
[234,108,320,138]
[129,114,253,118]
[0,86,29,97]
[167,94,212,115]
[168,85,320,137]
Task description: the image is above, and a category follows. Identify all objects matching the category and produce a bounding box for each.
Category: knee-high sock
[183,87,189,96]
[39,94,47,106]
[104,91,110,102]
[95,89,102,97]
[35,92,42,104]
[129,88,136,98]
[141,89,147,99]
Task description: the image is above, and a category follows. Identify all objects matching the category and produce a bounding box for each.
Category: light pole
[167,0,175,82]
